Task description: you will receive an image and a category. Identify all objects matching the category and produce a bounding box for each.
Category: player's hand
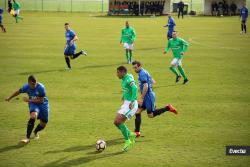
[138,98,143,106]
[163,51,167,54]
[180,52,184,55]
[23,97,29,103]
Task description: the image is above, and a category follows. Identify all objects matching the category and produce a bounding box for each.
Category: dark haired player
[64,23,87,70]
[5,75,50,143]
[132,60,177,137]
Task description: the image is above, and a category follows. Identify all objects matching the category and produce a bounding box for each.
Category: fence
[0,0,109,12]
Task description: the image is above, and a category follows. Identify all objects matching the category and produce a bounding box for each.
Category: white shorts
[123,43,133,50]
[171,58,182,66]
[15,9,20,15]
[118,100,138,120]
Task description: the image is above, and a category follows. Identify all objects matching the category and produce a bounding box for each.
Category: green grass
[0,12,250,167]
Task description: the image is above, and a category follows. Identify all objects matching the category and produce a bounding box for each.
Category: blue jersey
[138,68,153,94]
[65,30,76,47]
[240,7,248,20]
[0,8,3,22]
[167,17,176,31]
[19,83,49,106]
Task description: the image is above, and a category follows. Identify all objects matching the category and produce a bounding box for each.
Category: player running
[0,8,6,33]
[120,21,136,64]
[164,31,189,84]
[240,2,248,34]
[5,75,50,144]
[132,61,177,137]
[64,23,87,70]
[114,66,137,151]
[164,14,176,40]
[13,0,23,23]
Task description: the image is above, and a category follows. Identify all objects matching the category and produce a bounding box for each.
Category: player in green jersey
[164,31,189,84]
[13,0,23,23]
[120,21,136,64]
[114,66,138,151]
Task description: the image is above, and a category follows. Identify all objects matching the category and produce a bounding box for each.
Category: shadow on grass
[43,137,152,166]
[44,138,124,154]
[42,151,124,167]
[18,63,123,75]
[0,142,27,153]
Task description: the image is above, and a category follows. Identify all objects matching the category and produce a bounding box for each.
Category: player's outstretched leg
[177,66,188,84]
[71,50,87,59]
[134,113,141,137]
[169,66,181,83]
[150,104,177,118]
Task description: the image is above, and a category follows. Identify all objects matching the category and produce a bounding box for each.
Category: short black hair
[28,75,36,83]
[132,60,141,67]
[65,23,69,26]
[117,66,127,73]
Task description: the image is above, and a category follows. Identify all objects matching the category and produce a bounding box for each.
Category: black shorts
[242,20,246,24]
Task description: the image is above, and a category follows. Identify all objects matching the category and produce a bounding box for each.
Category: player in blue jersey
[164,14,175,40]
[240,2,248,34]
[5,75,50,143]
[0,8,6,33]
[132,61,178,137]
[64,23,87,70]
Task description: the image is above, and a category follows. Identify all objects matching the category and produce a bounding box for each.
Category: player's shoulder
[37,83,46,90]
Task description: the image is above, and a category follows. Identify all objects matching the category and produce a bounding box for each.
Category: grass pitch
[0,12,250,167]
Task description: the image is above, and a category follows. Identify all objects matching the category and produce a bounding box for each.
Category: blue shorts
[140,91,156,114]
[167,32,173,39]
[64,45,76,56]
[29,103,49,123]
[0,16,2,24]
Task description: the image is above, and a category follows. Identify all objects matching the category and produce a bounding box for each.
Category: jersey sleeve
[70,31,76,38]
[127,78,137,101]
[131,29,136,42]
[181,38,189,52]
[139,72,148,84]
[19,84,29,93]
[38,86,46,97]
[120,29,124,43]
[165,40,171,52]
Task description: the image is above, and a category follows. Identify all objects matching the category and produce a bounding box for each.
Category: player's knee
[40,121,47,128]
[30,112,37,119]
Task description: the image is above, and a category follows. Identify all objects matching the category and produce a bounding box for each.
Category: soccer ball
[96,140,106,152]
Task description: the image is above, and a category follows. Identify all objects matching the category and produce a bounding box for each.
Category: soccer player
[5,75,50,143]
[8,0,12,14]
[114,66,137,151]
[132,61,177,137]
[13,0,23,23]
[120,21,136,64]
[240,2,248,34]
[64,23,87,70]
[164,14,176,40]
[0,8,6,33]
[164,31,189,84]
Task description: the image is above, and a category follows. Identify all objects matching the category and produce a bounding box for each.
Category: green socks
[178,66,187,80]
[118,123,131,140]
[169,66,179,77]
[126,51,129,63]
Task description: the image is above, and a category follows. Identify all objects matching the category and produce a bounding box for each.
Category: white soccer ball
[96,139,106,152]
